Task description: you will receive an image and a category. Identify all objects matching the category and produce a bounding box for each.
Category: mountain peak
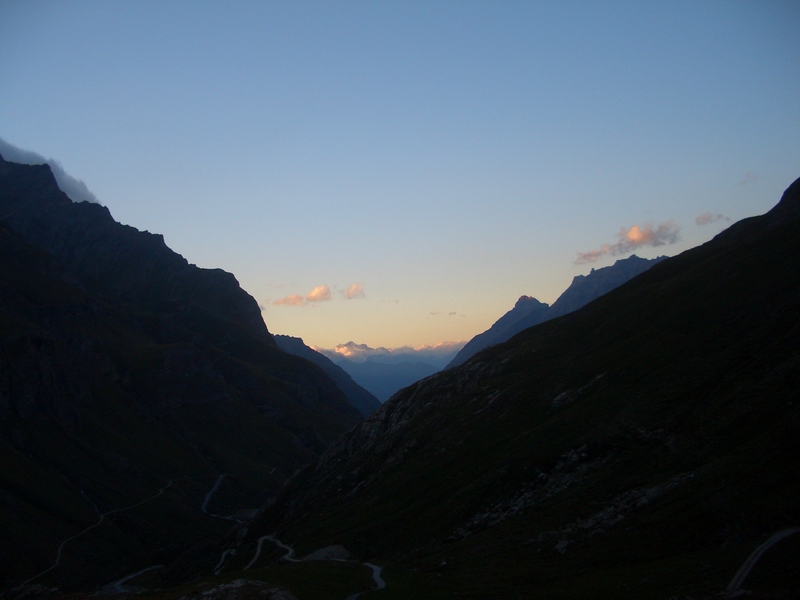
[514,295,545,308]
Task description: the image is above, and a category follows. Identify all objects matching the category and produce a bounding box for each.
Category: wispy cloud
[345,283,365,299]
[575,221,679,264]
[695,212,730,226]
[273,294,305,306]
[0,136,100,204]
[738,171,758,186]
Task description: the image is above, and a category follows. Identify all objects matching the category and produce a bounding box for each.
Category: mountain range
[242,177,800,598]
[315,342,463,402]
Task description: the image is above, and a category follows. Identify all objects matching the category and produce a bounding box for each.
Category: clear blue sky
[2,1,798,348]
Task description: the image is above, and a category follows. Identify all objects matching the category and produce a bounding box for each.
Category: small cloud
[695,212,731,226]
[345,283,365,300]
[274,294,305,306]
[306,284,331,302]
[575,221,679,265]
[738,171,758,186]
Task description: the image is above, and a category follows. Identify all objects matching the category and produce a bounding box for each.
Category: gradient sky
[2,1,799,349]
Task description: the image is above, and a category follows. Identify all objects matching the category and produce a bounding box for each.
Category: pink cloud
[306,284,332,302]
[345,283,365,299]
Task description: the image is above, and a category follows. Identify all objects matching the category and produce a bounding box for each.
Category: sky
[1,1,799,349]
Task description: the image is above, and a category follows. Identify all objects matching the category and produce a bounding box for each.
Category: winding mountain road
[727,527,800,591]
[20,480,174,587]
[244,534,385,599]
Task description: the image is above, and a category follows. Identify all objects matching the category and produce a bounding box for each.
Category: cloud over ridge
[0,136,100,204]
[575,221,679,264]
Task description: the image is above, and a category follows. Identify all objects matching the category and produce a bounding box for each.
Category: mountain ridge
[446,254,667,368]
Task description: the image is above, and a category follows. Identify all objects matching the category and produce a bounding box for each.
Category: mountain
[446,254,667,368]
[246,178,800,598]
[446,295,550,368]
[317,341,463,401]
[0,155,361,590]
[274,335,381,416]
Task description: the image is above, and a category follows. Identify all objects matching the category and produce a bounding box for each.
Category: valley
[1,152,799,598]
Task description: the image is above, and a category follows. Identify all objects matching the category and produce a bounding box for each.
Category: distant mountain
[274,335,381,416]
[446,295,549,368]
[328,359,440,402]
[446,254,666,368]
[316,341,463,401]
[319,340,463,369]
[249,178,800,598]
[0,154,361,590]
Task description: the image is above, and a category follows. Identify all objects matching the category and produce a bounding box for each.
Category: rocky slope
[250,178,800,598]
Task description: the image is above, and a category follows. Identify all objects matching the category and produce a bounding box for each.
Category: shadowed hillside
[0,155,361,591]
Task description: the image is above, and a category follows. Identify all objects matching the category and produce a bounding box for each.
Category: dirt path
[102,565,163,594]
[245,535,385,598]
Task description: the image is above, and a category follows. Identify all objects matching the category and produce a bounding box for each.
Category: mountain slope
[0,155,361,591]
[250,178,800,598]
[274,335,382,416]
[447,254,666,368]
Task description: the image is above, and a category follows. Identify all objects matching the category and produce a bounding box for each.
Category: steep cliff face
[0,155,272,345]
[253,178,800,598]
[0,156,361,590]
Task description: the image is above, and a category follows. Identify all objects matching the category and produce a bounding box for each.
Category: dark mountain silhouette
[274,335,381,416]
[447,254,666,368]
[0,154,361,589]
[248,178,800,598]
